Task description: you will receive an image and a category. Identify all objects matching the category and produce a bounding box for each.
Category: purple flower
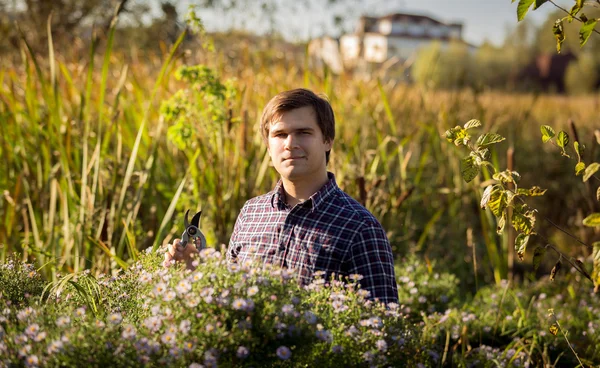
[276,346,292,360]
[236,346,250,359]
[376,339,388,352]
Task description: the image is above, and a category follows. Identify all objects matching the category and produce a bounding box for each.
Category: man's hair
[260,88,335,164]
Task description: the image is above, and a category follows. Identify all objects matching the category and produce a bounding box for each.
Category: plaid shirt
[227,172,399,304]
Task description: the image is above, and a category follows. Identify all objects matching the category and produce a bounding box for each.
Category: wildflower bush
[0,248,437,367]
[2,248,600,367]
[422,274,600,367]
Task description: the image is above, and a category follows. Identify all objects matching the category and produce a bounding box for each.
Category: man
[165,88,398,304]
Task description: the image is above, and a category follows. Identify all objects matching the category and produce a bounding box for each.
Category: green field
[1,18,599,367]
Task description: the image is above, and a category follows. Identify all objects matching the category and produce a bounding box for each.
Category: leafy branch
[444,120,599,288]
[514,0,600,52]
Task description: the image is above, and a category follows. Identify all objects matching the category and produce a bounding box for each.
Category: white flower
[247,286,259,297]
[232,298,248,311]
[139,271,152,283]
[191,272,204,282]
[161,332,177,346]
[121,324,136,340]
[163,290,177,302]
[74,307,86,318]
[108,313,123,325]
[176,280,192,295]
[25,324,40,338]
[376,339,388,352]
[144,316,162,332]
[153,282,168,296]
[47,340,64,354]
[24,354,39,368]
[179,320,192,335]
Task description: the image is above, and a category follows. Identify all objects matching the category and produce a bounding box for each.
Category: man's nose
[284,134,298,149]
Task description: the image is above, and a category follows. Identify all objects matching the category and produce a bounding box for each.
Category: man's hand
[163,238,201,270]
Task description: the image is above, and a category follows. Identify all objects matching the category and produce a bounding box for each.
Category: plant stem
[549,309,585,368]
[550,0,600,36]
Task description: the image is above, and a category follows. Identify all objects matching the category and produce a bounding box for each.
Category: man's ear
[324,139,333,151]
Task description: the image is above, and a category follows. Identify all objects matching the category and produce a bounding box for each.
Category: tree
[565,51,599,94]
[412,41,475,90]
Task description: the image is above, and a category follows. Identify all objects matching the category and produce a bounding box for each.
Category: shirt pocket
[237,236,278,265]
[304,232,335,269]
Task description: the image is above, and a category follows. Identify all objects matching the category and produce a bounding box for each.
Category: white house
[309,12,476,74]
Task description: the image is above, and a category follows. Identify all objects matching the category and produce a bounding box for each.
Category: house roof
[360,12,463,28]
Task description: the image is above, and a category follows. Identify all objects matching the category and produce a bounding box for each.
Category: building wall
[363,34,388,63]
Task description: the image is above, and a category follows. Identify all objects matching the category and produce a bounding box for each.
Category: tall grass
[1,24,598,290]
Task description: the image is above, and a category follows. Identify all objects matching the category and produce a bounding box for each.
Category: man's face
[267,106,332,182]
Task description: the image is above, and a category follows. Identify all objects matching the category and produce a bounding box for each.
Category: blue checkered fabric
[227,172,399,304]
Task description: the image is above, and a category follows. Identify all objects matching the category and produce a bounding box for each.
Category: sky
[179,0,574,47]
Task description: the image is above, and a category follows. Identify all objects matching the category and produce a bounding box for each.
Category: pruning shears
[180,209,207,252]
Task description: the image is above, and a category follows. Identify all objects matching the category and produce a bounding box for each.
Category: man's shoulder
[330,189,381,227]
[240,191,276,212]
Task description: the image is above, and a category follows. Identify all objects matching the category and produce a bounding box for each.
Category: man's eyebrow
[270,126,315,135]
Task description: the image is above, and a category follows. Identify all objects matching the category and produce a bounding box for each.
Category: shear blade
[184,209,191,228]
[191,210,202,227]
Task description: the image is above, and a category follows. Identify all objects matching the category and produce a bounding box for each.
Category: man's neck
[281,171,329,207]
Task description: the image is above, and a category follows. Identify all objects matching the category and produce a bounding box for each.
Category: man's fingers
[167,243,176,257]
[163,252,173,268]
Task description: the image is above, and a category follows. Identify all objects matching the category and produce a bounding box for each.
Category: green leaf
[583,213,600,227]
[477,147,491,161]
[597,186,600,201]
[557,131,569,148]
[583,162,599,182]
[470,150,483,166]
[540,125,555,143]
[512,204,536,234]
[461,156,480,183]
[517,0,535,21]
[488,188,508,217]
[575,162,586,176]
[579,19,598,47]
[593,242,600,287]
[569,1,583,22]
[534,0,549,8]
[533,246,546,271]
[493,170,521,184]
[480,185,495,209]
[476,133,505,147]
[515,233,530,261]
[517,186,547,196]
[553,19,565,53]
[464,119,482,129]
[497,213,506,234]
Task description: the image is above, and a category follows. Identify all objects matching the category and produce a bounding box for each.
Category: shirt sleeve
[226,204,247,265]
[345,220,399,304]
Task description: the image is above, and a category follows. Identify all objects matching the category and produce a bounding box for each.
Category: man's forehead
[270,107,316,125]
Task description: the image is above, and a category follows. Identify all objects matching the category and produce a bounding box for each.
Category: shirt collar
[270,172,339,212]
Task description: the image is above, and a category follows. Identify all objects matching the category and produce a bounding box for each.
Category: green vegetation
[1,2,599,366]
